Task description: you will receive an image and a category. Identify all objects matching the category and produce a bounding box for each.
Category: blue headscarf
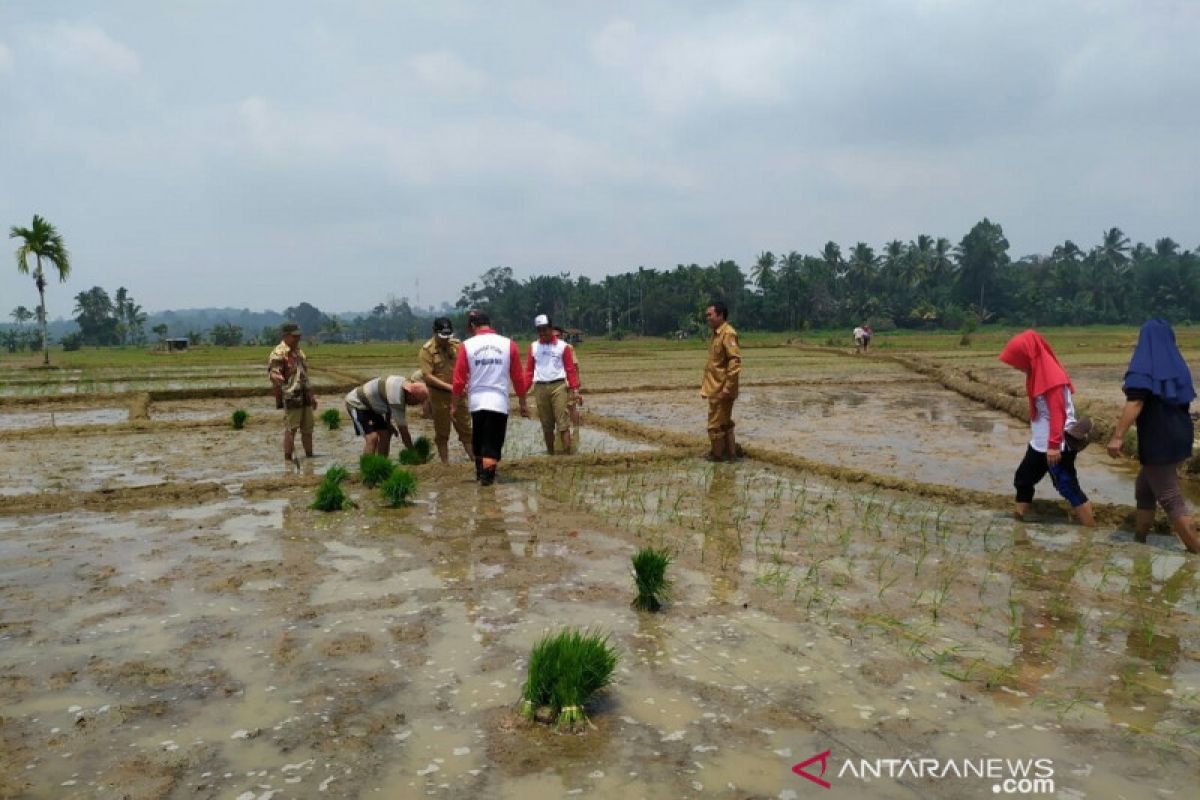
[1123,319,1196,405]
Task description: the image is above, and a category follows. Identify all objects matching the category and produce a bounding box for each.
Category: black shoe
[480,467,496,486]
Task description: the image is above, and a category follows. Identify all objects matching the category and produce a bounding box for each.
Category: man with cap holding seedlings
[451,310,529,486]
[268,322,318,465]
[419,316,474,464]
[525,314,582,455]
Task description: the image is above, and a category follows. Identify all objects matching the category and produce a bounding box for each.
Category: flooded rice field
[1,341,1198,798]
[592,382,1161,506]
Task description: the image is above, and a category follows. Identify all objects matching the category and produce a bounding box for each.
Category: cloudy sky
[2,1,1197,316]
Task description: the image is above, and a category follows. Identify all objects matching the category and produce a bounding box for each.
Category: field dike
[0,375,361,409]
[0,449,682,516]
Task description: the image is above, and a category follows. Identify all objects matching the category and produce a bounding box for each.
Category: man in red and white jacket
[451,310,529,486]
[525,314,581,455]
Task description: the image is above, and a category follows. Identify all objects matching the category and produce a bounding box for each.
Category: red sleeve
[525,343,536,388]
[563,345,580,391]
[452,344,469,397]
[1045,388,1066,450]
[509,340,527,397]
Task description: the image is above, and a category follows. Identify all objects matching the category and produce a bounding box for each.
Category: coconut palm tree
[10,215,71,365]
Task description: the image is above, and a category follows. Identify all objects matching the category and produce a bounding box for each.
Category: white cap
[534,314,550,328]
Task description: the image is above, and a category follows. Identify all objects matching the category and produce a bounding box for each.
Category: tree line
[455,219,1200,336]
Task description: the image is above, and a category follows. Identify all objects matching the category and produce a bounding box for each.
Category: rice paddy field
[1,328,1199,799]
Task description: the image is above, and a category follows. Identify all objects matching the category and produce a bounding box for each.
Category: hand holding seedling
[1106,437,1123,458]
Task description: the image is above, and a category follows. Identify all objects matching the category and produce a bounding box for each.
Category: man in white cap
[451,310,529,485]
[525,314,582,455]
[344,376,429,456]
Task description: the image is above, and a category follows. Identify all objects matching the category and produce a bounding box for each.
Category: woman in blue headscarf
[1106,319,1199,553]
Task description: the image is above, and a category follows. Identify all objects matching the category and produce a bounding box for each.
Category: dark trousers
[471,410,509,461]
[1013,445,1088,507]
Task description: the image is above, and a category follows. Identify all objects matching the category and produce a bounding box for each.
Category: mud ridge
[0,381,361,409]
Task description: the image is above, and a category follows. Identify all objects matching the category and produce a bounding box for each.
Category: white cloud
[591,18,637,68]
[409,50,488,95]
[592,12,807,116]
[33,23,140,76]
[232,95,697,191]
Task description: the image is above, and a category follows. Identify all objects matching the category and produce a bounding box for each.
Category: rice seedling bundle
[380,469,417,507]
[398,436,434,465]
[520,628,618,730]
[311,463,353,511]
[320,408,341,430]
[231,409,248,430]
[631,547,672,612]
[359,453,395,487]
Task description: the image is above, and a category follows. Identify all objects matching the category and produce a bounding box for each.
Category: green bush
[380,469,418,507]
[311,464,353,511]
[520,628,619,730]
[231,409,248,429]
[359,453,395,487]
[631,547,672,612]
[320,408,341,430]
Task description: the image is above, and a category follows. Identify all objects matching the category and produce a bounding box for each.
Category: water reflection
[1105,554,1196,729]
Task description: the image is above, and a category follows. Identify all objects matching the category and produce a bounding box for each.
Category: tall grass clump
[520,628,618,731]
[380,469,417,507]
[320,408,341,430]
[359,453,395,487]
[398,435,434,465]
[311,464,353,511]
[231,409,248,430]
[631,547,672,612]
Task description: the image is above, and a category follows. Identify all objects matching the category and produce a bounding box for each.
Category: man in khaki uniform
[419,317,473,463]
[268,322,317,464]
[700,301,740,462]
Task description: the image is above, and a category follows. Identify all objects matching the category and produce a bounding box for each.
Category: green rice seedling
[380,469,418,507]
[359,453,395,487]
[631,547,672,611]
[320,408,341,430]
[311,464,353,511]
[520,628,619,731]
[231,409,248,429]
[397,438,433,465]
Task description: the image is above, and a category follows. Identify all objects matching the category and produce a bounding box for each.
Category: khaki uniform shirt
[419,337,460,392]
[701,321,740,399]
[268,342,311,404]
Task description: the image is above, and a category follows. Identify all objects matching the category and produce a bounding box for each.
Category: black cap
[433,317,453,338]
[280,322,301,335]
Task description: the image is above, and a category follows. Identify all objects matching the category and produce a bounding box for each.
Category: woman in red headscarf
[998,330,1095,526]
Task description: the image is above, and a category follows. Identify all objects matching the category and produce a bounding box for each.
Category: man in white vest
[525,314,582,454]
[450,310,529,485]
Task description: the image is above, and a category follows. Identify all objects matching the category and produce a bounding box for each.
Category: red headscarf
[998,330,1074,418]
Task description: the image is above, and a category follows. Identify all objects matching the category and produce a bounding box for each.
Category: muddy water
[594,382,1161,505]
[0,408,130,431]
[0,405,650,496]
[2,453,1197,798]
